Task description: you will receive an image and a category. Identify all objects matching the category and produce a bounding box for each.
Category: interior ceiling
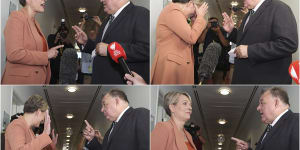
[13,85,150,150]
[158,85,297,150]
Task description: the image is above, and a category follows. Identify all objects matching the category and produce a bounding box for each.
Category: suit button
[35,71,39,74]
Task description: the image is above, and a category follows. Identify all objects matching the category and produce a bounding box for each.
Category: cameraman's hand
[72,25,88,45]
[54,33,61,44]
[194,2,208,18]
[92,16,102,26]
[83,120,95,142]
[43,110,51,135]
[48,45,63,59]
[222,12,235,33]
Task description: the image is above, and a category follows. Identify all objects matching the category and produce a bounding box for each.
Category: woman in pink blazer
[5,95,57,150]
[151,0,208,84]
[1,0,63,84]
[151,91,197,150]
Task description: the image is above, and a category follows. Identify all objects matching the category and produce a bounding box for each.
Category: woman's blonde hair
[23,95,49,113]
[163,91,192,116]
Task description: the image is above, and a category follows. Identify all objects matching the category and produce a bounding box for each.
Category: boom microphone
[198,42,222,85]
[107,42,133,76]
[59,48,78,84]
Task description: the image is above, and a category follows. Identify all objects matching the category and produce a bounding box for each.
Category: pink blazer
[1,8,51,84]
[151,2,206,84]
[151,119,197,150]
[5,116,54,150]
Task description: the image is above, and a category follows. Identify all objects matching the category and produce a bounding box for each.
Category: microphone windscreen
[199,42,222,80]
[107,42,127,63]
[59,48,78,84]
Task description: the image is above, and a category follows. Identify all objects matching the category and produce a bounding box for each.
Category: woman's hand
[48,45,64,59]
[43,110,51,135]
[194,2,208,18]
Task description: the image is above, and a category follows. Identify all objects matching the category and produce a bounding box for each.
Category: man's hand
[96,42,108,56]
[222,12,235,33]
[124,71,147,85]
[72,25,88,45]
[235,45,248,58]
[231,137,249,150]
[83,120,95,142]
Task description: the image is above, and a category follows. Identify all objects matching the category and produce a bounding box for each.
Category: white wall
[1,86,13,132]
[1,0,65,78]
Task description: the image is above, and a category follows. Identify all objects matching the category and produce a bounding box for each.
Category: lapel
[170,119,194,150]
[106,107,133,148]
[238,0,271,43]
[256,110,292,150]
[102,3,134,41]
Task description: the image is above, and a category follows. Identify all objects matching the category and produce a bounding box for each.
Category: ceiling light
[78,7,86,13]
[218,142,223,145]
[66,135,71,138]
[217,134,225,143]
[218,88,231,96]
[231,1,238,6]
[218,118,227,125]
[66,143,69,145]
[218,147,222,150]
[67,86,77,93]
[66,114,74,119]
[66,139,70,142]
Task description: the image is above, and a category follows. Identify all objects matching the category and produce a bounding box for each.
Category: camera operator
[47,19,74,84]
[185,123,206,150]
[198,17,230,84]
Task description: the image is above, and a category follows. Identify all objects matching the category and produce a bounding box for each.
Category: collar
[253,0,265,12]
[112,1,130,19]
[270,109,289,127]
[115,106,130,122]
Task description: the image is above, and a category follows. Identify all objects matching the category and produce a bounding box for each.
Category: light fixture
[67,86,77,93]
[218,142,223,145]
[66,143,69,145]
[218,147,222,150]
[218,118,227,125]
[78,7,86,13]
[217,134,225,143]
[66,139,70,142]
[66,114,74,119]
[218,88,231,96]
[66,135,71,138]
[231,1,238,6]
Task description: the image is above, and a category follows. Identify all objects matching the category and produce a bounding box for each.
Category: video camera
[210,21,219,28]
[184,122,200,136]
[57,19,68,39]
[81,12,93,21]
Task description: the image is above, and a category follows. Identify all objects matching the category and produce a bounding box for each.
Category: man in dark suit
[231,87,299,150]
[72,0,149,84]
[82,89,149,150]
[222,0,298,84]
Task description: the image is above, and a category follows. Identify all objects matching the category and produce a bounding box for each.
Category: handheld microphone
[198,42,222,85]
[59,48,78,84]
[107,42,133,76]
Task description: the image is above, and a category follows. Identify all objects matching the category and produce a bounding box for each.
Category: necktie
[261,124,272,142]
[108,121,116,141]
[101,15,115,41]
[243,9,255,32]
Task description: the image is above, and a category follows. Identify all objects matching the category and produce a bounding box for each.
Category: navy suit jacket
[86,107,149,150]
[82,2,149,84]
[253,110,299,150]
[228,0,298,84]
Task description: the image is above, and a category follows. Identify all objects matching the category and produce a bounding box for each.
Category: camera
[82,12,93,21]
[231,6,243,12]
[58,19,68,39]
[184,122,200,136]
[211,21,219,28]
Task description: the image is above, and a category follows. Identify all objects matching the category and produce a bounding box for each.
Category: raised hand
[83,120,95,142]
[72,25,88,45]
[222,12,235,33]
[231,137,249,150]
[43,110,51,135]
[194,2,208,18]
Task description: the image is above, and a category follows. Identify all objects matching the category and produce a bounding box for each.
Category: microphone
[198,42,222,85]
[59,48,78,84]
[107,42,133,76]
